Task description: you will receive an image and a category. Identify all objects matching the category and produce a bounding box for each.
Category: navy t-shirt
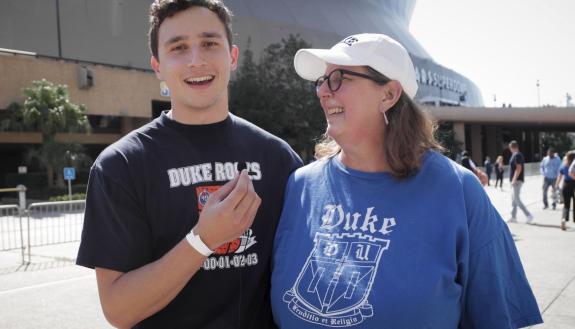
[509,152,525,182]
[77,112,302,328]
[272,151,542,328]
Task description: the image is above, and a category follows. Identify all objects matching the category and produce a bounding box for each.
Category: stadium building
[0,0,573,187]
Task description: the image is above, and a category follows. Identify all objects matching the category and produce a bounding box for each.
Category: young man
[76,1,302,328]
[508,140,533,223]
[540,148,561,209]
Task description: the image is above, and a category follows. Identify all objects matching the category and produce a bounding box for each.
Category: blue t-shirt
[560,165,573,182]
[271,151,542,329]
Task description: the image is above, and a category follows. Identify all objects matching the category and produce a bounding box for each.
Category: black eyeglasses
[314,69,389,93]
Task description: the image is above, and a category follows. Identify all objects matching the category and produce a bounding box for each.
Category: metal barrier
[0,200,85,264]
[0,185,27,213]
[478,162,541,178]
[25,200,85,262]
[0,205,25,266]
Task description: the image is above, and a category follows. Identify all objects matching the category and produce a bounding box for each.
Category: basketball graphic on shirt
[215,238,241,254]
[195,186,256,255]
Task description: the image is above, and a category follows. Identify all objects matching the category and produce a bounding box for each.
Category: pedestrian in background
[484,156,493,186]
[508,140,534,223]
[460,151,488,185]
[540,148,561,209]
[495,155,505,188]
[556,151,575,230]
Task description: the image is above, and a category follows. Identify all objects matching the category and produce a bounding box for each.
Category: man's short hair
[509,140,519,149]
[148,0,233,60]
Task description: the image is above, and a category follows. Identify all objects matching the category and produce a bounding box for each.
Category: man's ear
[150,56,163,80]
[230,45,239,71]
[379,80,403,113]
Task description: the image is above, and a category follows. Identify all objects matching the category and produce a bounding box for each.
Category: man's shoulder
[95,119,162,168]
[552,156,561,163]
[230,114,296,151]
[511,151,524,160]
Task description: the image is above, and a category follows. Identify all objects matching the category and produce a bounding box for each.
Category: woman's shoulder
[422,150,465,174]
[292,159,329,178]
[420,151,479,186]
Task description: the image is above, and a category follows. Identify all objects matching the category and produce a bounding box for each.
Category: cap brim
[294,48,365,81]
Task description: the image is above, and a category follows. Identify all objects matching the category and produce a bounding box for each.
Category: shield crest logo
[283,232,389,327]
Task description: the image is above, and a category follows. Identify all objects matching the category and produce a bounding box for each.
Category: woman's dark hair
[565,150,575,166]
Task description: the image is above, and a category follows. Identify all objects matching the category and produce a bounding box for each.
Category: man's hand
[475,169,488,186]
[193,169,261,250]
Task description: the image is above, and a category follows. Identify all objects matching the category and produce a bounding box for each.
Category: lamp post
[536,80,541,107]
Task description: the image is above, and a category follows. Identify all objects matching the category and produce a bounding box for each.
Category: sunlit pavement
[485,176,575,329]
[0,175,574,328]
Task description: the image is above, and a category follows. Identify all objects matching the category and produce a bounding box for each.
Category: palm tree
[20,79,90,187]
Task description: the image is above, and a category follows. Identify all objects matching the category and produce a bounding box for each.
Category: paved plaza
[0,174,574,328]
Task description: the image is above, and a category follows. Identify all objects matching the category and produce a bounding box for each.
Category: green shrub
[25,184,88,201]
[48,193,86,202]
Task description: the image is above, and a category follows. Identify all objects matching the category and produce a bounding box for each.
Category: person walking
[271,33,542,329]
[495,155,505,188]
[484,156,493,186]
[460,151,488,185]
[540,148,561,209]
[556,151,575,230]
[508,140,534,223]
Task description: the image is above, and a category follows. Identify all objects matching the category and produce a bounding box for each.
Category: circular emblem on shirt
[198,189,210,207]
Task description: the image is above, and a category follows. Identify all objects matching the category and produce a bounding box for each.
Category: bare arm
[96,170,261,328]
[96,242,206,328]
[569,163,575,180]
[555,173,563,188]
[473,168,488,186]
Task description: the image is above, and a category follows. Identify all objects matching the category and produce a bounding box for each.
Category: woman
[556,151,575,230]
[495,155,505,188]
[271,34,542,328]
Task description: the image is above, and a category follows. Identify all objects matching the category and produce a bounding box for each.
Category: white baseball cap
[294,33,418,98]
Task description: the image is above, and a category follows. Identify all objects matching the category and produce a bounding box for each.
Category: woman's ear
[379,80,403,113]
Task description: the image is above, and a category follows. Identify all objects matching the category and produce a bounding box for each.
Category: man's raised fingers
[238,194,261,230]
[220,170,250,209]
[206,169,242,205]
[233,185,258,222]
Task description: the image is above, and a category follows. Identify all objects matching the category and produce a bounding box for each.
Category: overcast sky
[410,0,575,107]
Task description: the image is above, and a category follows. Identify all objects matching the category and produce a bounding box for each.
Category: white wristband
[185,229,213,257]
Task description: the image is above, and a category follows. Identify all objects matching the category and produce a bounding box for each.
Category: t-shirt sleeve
[460,173,542,328]
[569,161,575,175]
[517,153,525,165]
[76,160,152,272]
